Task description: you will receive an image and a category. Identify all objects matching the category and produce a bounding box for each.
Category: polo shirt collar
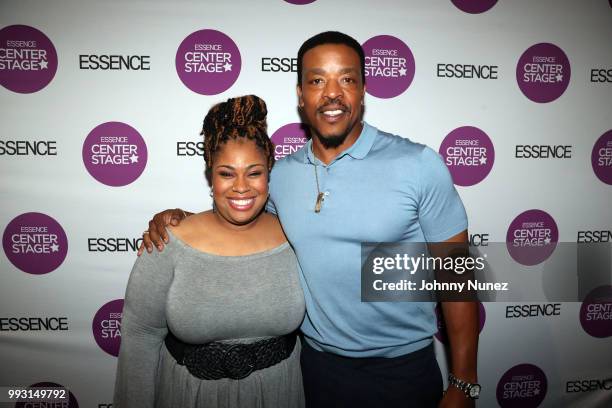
[302,121,377,164]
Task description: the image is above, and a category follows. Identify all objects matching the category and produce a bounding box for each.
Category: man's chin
[316,133,348,149]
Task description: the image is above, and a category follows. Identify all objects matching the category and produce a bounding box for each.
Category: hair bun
[201,94,274,180]
[218,95,267,132]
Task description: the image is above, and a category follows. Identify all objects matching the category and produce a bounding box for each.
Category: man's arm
[137,194,280,255]
[137,209,193,255]
[431,230,479,408]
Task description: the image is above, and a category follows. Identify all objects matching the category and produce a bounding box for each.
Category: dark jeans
[301,341,443,408]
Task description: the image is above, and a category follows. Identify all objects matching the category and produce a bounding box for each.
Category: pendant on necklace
[314,192,325,213]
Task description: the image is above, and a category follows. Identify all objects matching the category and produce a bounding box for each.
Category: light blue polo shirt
[268,122,468,358]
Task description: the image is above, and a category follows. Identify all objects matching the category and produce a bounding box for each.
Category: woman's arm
[113,248,174,407]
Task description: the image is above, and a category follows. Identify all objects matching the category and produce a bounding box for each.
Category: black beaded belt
[164,331,297,380]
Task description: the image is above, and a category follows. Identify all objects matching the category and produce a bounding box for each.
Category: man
[142,32,479,407]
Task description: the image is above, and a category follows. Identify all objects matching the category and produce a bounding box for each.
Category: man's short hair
[297,31,365,86]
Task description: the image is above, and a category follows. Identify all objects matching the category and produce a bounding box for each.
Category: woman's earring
[209,189,214,197]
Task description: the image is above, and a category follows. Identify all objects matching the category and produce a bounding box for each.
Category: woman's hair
[201,95,274,182]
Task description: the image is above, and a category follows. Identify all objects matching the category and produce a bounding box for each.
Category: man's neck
[311,122,364,165]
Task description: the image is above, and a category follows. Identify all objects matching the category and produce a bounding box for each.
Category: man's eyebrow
[305,68,326,75]
[305,67,359,75]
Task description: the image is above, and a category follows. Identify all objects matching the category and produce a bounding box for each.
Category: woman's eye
[249,172,263,177]
[219,171,233,178]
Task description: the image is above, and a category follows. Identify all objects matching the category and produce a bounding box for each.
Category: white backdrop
[1,0,611,407]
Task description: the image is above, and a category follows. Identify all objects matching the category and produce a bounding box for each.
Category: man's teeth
[230,199,253,205]
[323,110,343,116]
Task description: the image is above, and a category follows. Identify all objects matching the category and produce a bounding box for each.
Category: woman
[114,95,306,408]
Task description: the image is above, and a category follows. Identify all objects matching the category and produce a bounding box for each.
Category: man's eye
[343,77,355,83]
[310,78,323,85]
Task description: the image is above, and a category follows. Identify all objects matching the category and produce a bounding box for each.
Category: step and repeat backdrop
[1,0,611,407]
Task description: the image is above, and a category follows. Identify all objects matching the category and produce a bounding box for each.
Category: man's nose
[323,79,342,100]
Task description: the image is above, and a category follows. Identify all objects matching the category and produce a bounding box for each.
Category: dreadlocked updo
[201,95,274,182]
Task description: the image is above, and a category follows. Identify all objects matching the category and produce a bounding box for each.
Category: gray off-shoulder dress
[113,230,306,408]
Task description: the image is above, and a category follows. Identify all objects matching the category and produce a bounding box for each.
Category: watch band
[448,373,481,399]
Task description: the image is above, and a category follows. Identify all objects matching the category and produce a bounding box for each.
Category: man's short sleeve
[418,146,468,242]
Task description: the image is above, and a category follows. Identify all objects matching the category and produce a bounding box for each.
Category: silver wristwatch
[448,373,481,399]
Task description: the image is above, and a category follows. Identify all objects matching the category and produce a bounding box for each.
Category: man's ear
[296,84,304,108]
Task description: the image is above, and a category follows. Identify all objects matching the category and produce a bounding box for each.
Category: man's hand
[439,386,474,408]
[137,208,190,255]
[429,230,479,408]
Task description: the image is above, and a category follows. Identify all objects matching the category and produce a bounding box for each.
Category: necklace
[313,160,325,213]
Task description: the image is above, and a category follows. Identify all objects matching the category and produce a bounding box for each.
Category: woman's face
[211,139,269,228]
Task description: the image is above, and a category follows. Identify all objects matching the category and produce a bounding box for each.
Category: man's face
[298,43,365,149]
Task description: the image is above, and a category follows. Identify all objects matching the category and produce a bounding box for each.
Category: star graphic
[50,243,59,252]
[556,73,563,82]
[224,62,232,72]
[130,154,139,163]
[398,67,407,76]
[40,60,48,69]
[533,388,540,395]
[544,237,551,245]
[479,157,487,165]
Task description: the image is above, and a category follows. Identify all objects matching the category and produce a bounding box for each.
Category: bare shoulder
[258,213,288,246]
[168,211,213,243]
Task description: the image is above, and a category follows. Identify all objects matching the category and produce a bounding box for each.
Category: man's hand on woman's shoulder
[138,208,191,255]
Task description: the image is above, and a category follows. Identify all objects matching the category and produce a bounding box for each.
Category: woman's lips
[227,197,256,211]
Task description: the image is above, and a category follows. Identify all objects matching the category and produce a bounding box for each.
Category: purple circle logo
[270,123,309,160]
[497,364,547,407]
[435,302,486,344]
[15,382,79,408]
[92,299,124,357]
[451,0,497,14]
[439,126,495,186]
[0,25,58,94]
[516,43,571,103]
[82,121,148,187]
[362,35,415,99]
[176,29,241,95]
[506,210,558,266]
[580,285,612,338]
[591,130,612,185]
[2,212,68,275]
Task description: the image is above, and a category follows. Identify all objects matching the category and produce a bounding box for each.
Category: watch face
[469,384,481,398]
